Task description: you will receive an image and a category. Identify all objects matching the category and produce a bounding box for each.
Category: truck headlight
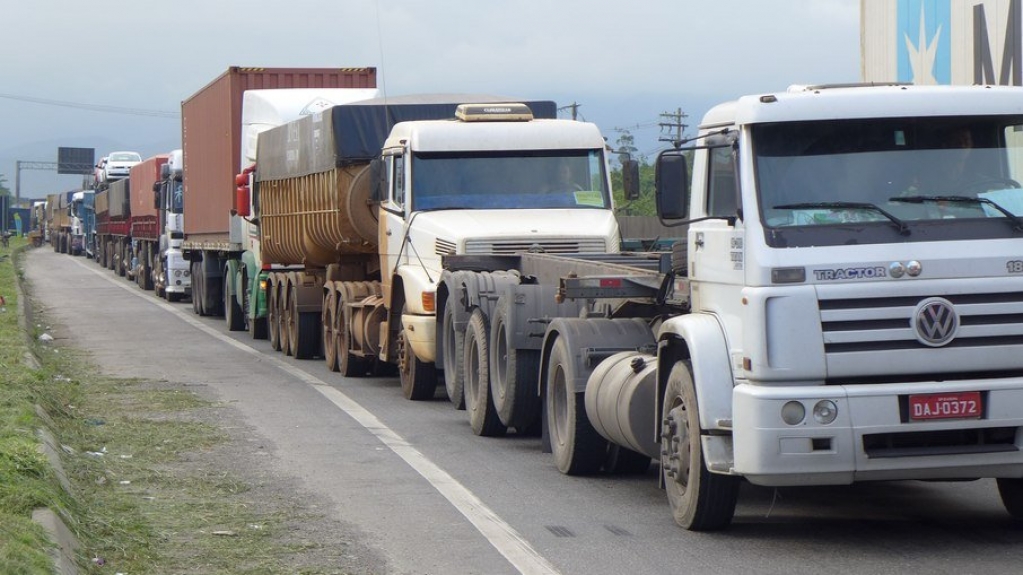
[781,401,805,425]
[813,400,838,425]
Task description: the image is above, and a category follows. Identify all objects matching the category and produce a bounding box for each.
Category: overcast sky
[1,0,859,201]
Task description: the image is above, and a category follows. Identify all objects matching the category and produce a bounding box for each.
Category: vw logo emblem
[912,297,958,347]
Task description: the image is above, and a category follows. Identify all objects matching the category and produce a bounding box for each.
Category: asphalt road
[23,247,1023,575]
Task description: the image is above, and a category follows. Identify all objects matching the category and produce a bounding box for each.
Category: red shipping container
[181,66,377,243]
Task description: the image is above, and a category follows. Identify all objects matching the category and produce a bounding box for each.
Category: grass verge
[2,238,364,574]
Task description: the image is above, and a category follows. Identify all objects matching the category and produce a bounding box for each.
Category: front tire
[997,478,1023,520]
[398,304,437,400]
[661,360,739,531]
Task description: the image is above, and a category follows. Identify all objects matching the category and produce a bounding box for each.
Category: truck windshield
[170,181,183,213]
[754,116,1023,246]
[410,149,609,211]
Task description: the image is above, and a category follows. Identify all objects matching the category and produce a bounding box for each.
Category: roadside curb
[14,246,81,575]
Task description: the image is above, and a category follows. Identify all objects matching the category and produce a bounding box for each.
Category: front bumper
[732,378,1023,486]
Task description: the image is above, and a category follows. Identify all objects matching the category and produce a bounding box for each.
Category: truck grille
[820,290,1023,354]
[435,238,457,256]
[464,237,606,255]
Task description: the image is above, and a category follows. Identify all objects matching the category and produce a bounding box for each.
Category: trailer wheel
[441,294,466,410]
[289,284,318,359]
[268,280,282,351]
[323,289,340,371]
[398,303,437,400]
[336,286,370,377]
[464,309,507,437]
[139,246,154,290]
[490,297,540,431]
[191,262,202,315]
[279,281,292,355]
[225,274,245,331]
[661,360,739,531]
[997,478,1023,520]
[545,336,606,475]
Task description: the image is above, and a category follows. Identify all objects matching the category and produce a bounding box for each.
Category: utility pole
[558,102,580,120]
[658,108,688,149]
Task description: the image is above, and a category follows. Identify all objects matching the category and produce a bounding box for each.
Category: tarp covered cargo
[256,95,558,181]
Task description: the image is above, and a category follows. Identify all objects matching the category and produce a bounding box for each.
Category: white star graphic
[904,2,942,84]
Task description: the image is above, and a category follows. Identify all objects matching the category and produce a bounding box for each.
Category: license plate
[908,391,982,421]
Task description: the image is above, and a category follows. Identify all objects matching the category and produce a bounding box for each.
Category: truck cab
[378,103,619,377]
[655,84,1023,528]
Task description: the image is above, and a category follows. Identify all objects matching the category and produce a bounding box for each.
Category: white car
[102,151,142,181]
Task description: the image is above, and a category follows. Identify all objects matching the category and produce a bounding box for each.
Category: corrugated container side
[129,155,169,219]
[182,66,377,240]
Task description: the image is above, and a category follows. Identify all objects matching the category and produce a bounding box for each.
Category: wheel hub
[661,404,691,488]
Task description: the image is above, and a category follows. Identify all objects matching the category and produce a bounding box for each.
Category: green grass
[0,238,361,574]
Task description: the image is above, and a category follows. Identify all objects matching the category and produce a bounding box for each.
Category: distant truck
[179,66,378,318]
[28,201,46,247]
[146,149,191,301]
[94,178,131,276]
[862,0,1022,87]
[46,192,72,254]
[69,190,95,257]
[127,154,169,291]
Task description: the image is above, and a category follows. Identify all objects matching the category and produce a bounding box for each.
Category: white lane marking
[68,256,562,575]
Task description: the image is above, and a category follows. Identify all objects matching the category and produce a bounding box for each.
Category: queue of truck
[40,65,1023,531]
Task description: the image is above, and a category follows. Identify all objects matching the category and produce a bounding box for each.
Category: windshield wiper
[890,195,1023,232]
[774,201,910,235]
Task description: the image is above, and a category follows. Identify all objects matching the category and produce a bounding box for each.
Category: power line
[0,93,178,119]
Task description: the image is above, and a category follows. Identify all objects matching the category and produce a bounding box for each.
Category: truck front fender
[657,313,734,434]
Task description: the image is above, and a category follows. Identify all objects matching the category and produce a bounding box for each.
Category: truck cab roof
[701,84,1023,129]
[384,118,606,153]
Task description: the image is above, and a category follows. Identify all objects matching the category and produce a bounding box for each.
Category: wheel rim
[662,398,691,492]
[398,330,413,384]
[550,364,569,448]
[268,284,279,349]
[494,325,508,403]
[323,293,337,370]
[466,334,480,409]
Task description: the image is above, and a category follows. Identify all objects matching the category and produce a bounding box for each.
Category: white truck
[147,150,191,301]
[433,82,1023,531]
[235,99,621,429]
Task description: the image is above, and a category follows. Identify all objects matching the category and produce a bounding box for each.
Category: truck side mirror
[370,158,387,202]
[622,159,641,201]
[152,182,161,209]
[655,151,690,220]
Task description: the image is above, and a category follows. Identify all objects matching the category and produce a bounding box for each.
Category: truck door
[690,143,745,322]
[378,153,407,309]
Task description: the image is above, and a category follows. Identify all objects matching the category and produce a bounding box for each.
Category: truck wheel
[323,289,339,371]
[336,288,370,377]
[289,284,319,359]
[441,294,466,410]
[464,309,506,437]
[140,247,154,290]
[398,304,437,400]
[997,478,1023,520]
[267,281,281,350]
[545,335,606,475]
[225,274,244,331]
[191,262,202,314]
[490,297,540,431]
[279,282,292,355]
[661,360,739,531]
